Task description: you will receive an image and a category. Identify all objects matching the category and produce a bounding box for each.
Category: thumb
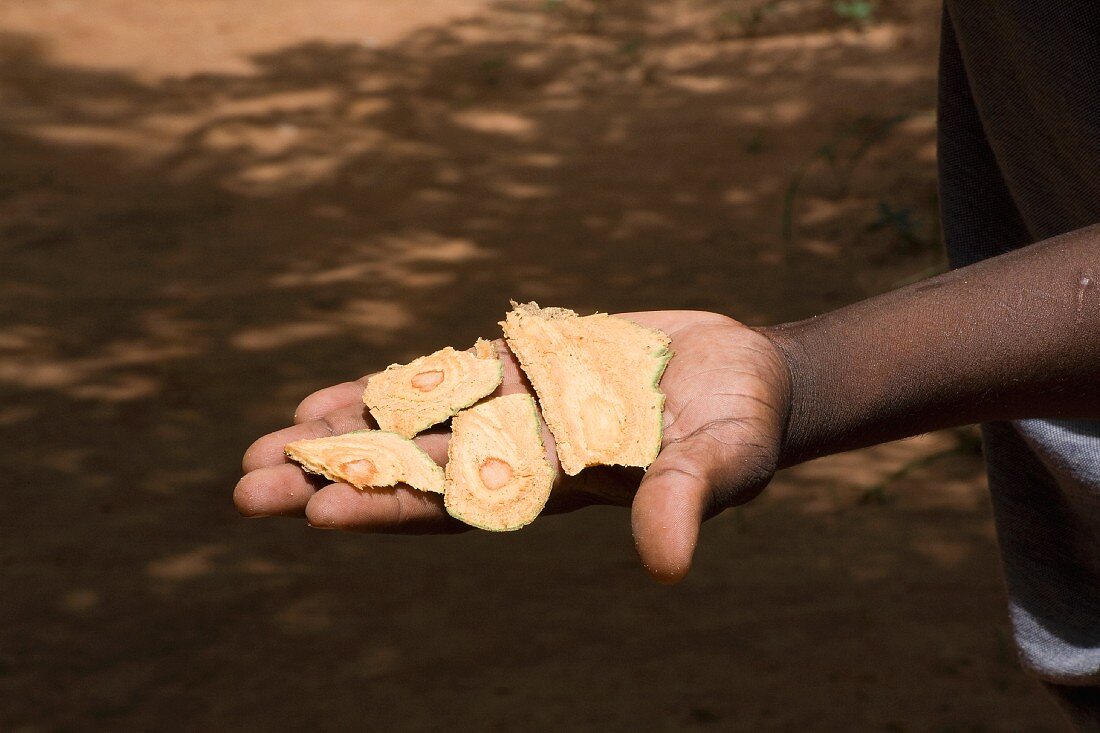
[630,438,718,585]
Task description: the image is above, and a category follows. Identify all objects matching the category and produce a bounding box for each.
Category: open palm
[235,311,791,582]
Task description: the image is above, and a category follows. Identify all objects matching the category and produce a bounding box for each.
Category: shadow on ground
[0,0,1060,730]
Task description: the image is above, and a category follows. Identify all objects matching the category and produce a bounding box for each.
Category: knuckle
[316,413,342,437]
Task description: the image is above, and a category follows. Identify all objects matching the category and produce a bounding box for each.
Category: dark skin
[236,223,1100,583]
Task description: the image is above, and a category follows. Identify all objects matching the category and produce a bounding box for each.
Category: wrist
[753,322,820,469]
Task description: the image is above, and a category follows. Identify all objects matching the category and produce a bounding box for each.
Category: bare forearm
[762,224,1100,468]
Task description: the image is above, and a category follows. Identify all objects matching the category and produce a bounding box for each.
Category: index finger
[305,481,467,534]
[243,404,373,473]
[295,378,370,424]
[294,339,531,425]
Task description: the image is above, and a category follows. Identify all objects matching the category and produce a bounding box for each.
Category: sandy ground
[0,0,1070,730]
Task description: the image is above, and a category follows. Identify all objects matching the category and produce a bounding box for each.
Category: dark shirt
[938,2,1100,726]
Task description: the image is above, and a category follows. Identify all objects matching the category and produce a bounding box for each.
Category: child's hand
[235,311,791,583]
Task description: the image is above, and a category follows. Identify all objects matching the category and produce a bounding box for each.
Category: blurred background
[0,0,1065,730]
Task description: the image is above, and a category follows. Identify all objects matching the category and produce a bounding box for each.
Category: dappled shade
[0,0,1058,730]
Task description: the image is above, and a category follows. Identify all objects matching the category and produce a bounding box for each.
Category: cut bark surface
[285,430,445,493]
[363,339,503,437]
[444,393,555,531]
[501,302,672,475]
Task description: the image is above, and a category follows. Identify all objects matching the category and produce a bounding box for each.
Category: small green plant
[781,113,911,257]
[745,130,767,154]
[857,428,981,505]
[727,0,783,37]
[867,201,921,246]
[833,0,875,25]
[618,36,644,60]
[478,57,507,86]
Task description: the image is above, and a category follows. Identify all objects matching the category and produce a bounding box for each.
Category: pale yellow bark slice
[285,430,444,493]
[444,393,555,531]
[501,302,672,476]
[362,339,503,438]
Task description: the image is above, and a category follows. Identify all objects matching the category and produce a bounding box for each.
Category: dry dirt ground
[0,0,1071,730]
